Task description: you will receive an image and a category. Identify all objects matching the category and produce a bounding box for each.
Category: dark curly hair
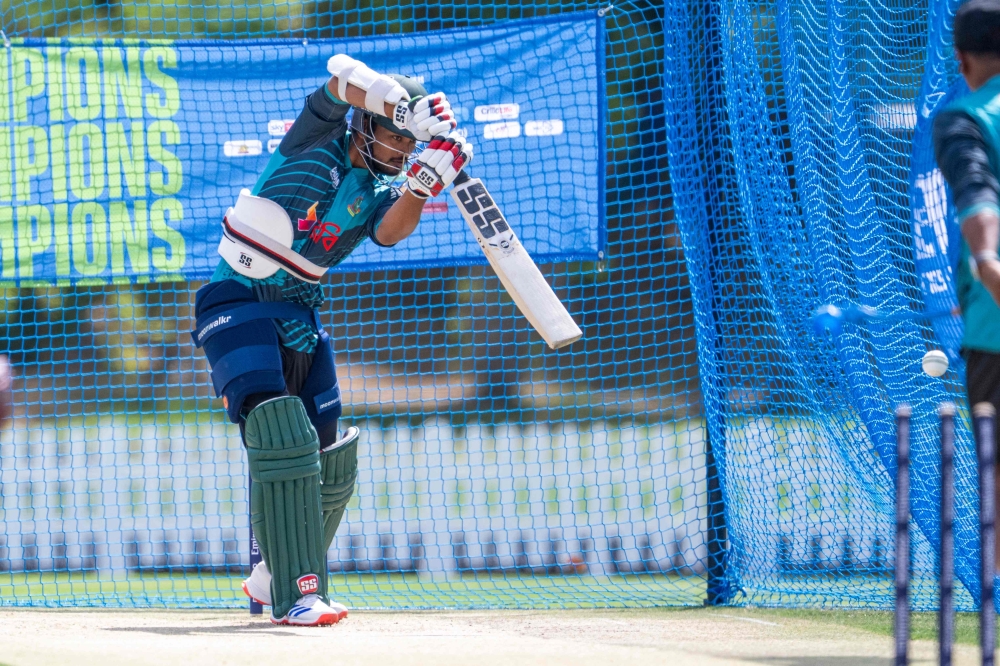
[956,0,1000,55]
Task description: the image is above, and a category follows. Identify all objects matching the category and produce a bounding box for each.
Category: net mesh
[0,1,716,609]
[1,0,984,611]
[665,0,981,610]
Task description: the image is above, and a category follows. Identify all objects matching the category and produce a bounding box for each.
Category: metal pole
[693,0,733,610]
[975,402,996,666]
[249,474,262,615]
[705,428,729,605]
[940,402,957,666]
[895,404,911,666]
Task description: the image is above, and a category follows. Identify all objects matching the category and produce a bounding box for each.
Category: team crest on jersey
[310,221,342,251]
[297,201,319,232]
[347,195,364,217]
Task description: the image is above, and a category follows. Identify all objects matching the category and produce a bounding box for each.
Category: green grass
[8,570,994,648]
[738,607,996,647]
[0,571,707,610]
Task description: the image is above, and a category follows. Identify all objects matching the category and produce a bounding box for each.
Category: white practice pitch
[0,607,981,665]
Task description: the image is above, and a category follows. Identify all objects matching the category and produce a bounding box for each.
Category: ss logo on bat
[457,183,510,239]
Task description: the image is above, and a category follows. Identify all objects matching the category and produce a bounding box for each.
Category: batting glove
[405,132,474,198]
[393,93,457,142]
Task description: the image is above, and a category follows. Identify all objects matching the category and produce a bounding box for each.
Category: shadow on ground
[104,625,305,637]
[741,657,892,666]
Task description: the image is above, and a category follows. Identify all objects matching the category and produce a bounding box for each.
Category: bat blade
[450,176,583,349]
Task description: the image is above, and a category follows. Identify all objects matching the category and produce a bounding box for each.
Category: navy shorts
[965,348,1000,415]
[192,280,342,445]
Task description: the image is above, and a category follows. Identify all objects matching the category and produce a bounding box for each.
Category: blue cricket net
[0,1,717,609]
[1,0,981,612]
[665,0,983,609]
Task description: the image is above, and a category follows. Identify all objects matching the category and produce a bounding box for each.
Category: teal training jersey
[211,85,401,352]
[939,75,1000,354]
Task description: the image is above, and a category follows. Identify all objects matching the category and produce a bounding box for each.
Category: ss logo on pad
[296,574,319,594]
[239,253,252,268]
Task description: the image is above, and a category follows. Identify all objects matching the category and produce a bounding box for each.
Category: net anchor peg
[598,4,614,16]
[0,31,10,48]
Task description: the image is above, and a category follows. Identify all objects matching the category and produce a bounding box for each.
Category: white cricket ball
[922,349,949,378]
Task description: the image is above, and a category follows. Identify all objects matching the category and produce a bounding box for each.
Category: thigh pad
[298,335,343,437]
[194,281,287,422]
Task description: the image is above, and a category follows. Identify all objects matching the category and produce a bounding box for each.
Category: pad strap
[365,77,406,114]
[191,301,319,347]
[209,344,280,396]
[337,63,357,100]
[222,214,328,284]
[249,441,321,483]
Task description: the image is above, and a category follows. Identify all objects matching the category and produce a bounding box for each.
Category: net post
[692,0,734,610]
[894,404,911,666]
[704,426,729,606]
[974,402,996,666]
[249,474,263,616]
[939,401,956,666]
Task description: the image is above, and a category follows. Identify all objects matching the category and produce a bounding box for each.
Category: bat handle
[453,169,472,186]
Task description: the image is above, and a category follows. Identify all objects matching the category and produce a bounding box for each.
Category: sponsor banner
[223,140,262,157]
[268,119,294,136]
[483,121,521,140]
[474,103,520,121]
[525,119,564,137]
[0,12,601,284]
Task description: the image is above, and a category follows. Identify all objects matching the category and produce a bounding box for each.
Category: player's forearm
[375,191,425,245]
[964,210,1000,255]
[963,210,1000,305]
[326,55,457,143]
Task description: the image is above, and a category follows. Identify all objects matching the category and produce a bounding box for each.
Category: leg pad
[320,430,358,552]
[246,396,327,619]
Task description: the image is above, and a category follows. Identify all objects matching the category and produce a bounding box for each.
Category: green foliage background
[0,0,694,424]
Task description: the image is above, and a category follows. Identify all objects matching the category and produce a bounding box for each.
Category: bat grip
[453,169,472,186]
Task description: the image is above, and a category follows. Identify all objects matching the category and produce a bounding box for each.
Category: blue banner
[0,12,603,284]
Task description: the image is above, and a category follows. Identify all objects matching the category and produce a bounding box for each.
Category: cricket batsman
[191,54,472,625]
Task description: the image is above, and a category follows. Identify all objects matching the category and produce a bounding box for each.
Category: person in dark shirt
[933,0,1000,570]
[190,54,472,625]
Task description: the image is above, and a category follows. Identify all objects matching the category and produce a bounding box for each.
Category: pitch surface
[0,607,987,665]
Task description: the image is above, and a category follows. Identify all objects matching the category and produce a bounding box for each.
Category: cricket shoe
[271,594,341,626]
[241,560,272,607]
[243,561,349,620]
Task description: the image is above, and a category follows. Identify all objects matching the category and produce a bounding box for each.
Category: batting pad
[320,435,359,552]
[246,396,327,619]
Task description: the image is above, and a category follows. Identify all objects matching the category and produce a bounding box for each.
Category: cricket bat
[450,170,583,350]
